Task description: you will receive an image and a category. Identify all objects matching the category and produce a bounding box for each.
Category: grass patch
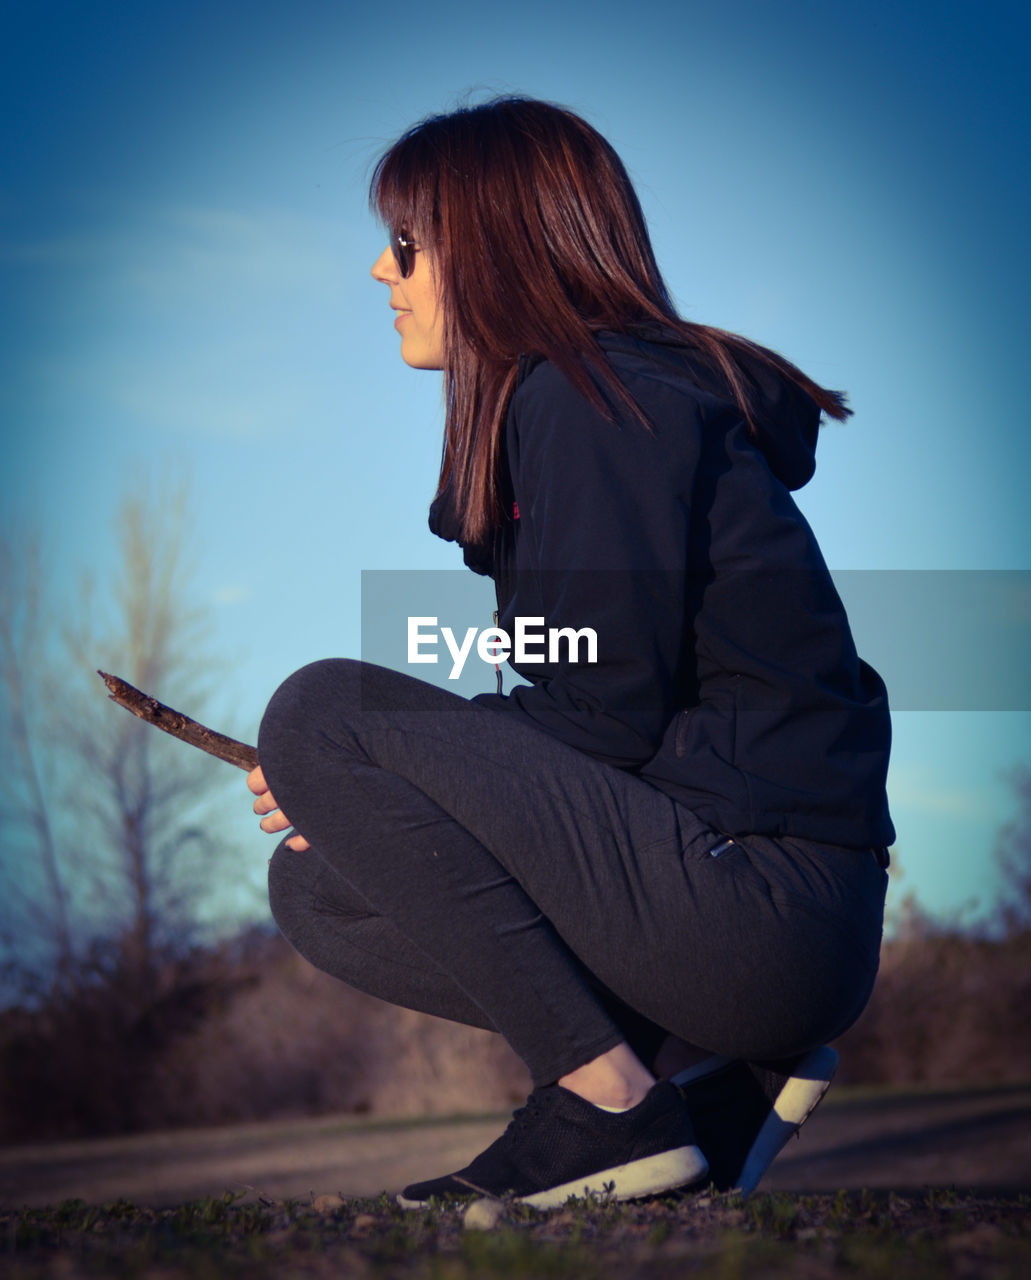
[3,1188,1029,1278]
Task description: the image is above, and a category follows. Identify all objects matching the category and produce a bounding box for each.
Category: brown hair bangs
[371,97,851,546]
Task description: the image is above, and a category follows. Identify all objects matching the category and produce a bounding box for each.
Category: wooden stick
[98,671,259,772]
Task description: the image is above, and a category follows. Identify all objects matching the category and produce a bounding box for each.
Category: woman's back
[456,330,893,848]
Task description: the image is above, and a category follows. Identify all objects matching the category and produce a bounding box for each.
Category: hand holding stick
[98,671,309,850]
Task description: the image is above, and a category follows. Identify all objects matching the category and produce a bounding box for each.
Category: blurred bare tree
[994,765,1031,933]
[0,538,75,984]
[0,484,249,1001]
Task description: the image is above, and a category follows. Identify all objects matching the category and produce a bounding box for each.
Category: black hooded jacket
[430,329,895,849]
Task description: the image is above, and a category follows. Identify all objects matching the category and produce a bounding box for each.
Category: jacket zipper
[492,610,503,695]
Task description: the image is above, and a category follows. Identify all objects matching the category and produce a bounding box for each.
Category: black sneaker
[397,1080,708,1209]
[675,1045,838,1196]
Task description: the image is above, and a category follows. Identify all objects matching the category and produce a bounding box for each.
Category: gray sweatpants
[259,659,887,1087]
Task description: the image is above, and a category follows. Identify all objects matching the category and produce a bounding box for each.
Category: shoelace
[498,1091,547,1144]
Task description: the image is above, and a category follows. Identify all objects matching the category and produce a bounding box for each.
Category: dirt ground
[2,1082,1029,1210]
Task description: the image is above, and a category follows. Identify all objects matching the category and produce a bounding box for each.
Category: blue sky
[2,0,1029,932]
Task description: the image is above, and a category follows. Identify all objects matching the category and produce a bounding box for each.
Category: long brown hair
[371,96,850,546]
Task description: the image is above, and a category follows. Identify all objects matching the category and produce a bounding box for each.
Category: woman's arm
[474,358,708,768]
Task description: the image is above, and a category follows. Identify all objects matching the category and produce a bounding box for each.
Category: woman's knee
[258,658,362,773]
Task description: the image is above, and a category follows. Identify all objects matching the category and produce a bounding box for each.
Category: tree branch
[98,671,258,772]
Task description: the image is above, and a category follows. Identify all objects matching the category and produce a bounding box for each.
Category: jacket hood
[712,341,822,492]
[429,327,824,568]
[596,327,823,492]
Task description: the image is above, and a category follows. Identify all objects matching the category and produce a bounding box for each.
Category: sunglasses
[392,232,419,279]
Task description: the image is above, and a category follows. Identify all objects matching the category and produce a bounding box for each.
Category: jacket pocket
[673,707,695,758]
[674,685,739,762]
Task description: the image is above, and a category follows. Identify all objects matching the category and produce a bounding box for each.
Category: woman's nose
[371,245,398,283]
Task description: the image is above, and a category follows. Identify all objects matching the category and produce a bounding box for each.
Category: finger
[246,765,267,795]
[259,810,293,834]
[253,791,279,816]
[286,833,311,852]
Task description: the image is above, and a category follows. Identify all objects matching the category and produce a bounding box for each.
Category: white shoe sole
[734,1045,838,1197]
[397,1142,709,1210]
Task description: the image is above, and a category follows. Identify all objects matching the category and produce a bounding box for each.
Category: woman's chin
[401,345,444,371]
